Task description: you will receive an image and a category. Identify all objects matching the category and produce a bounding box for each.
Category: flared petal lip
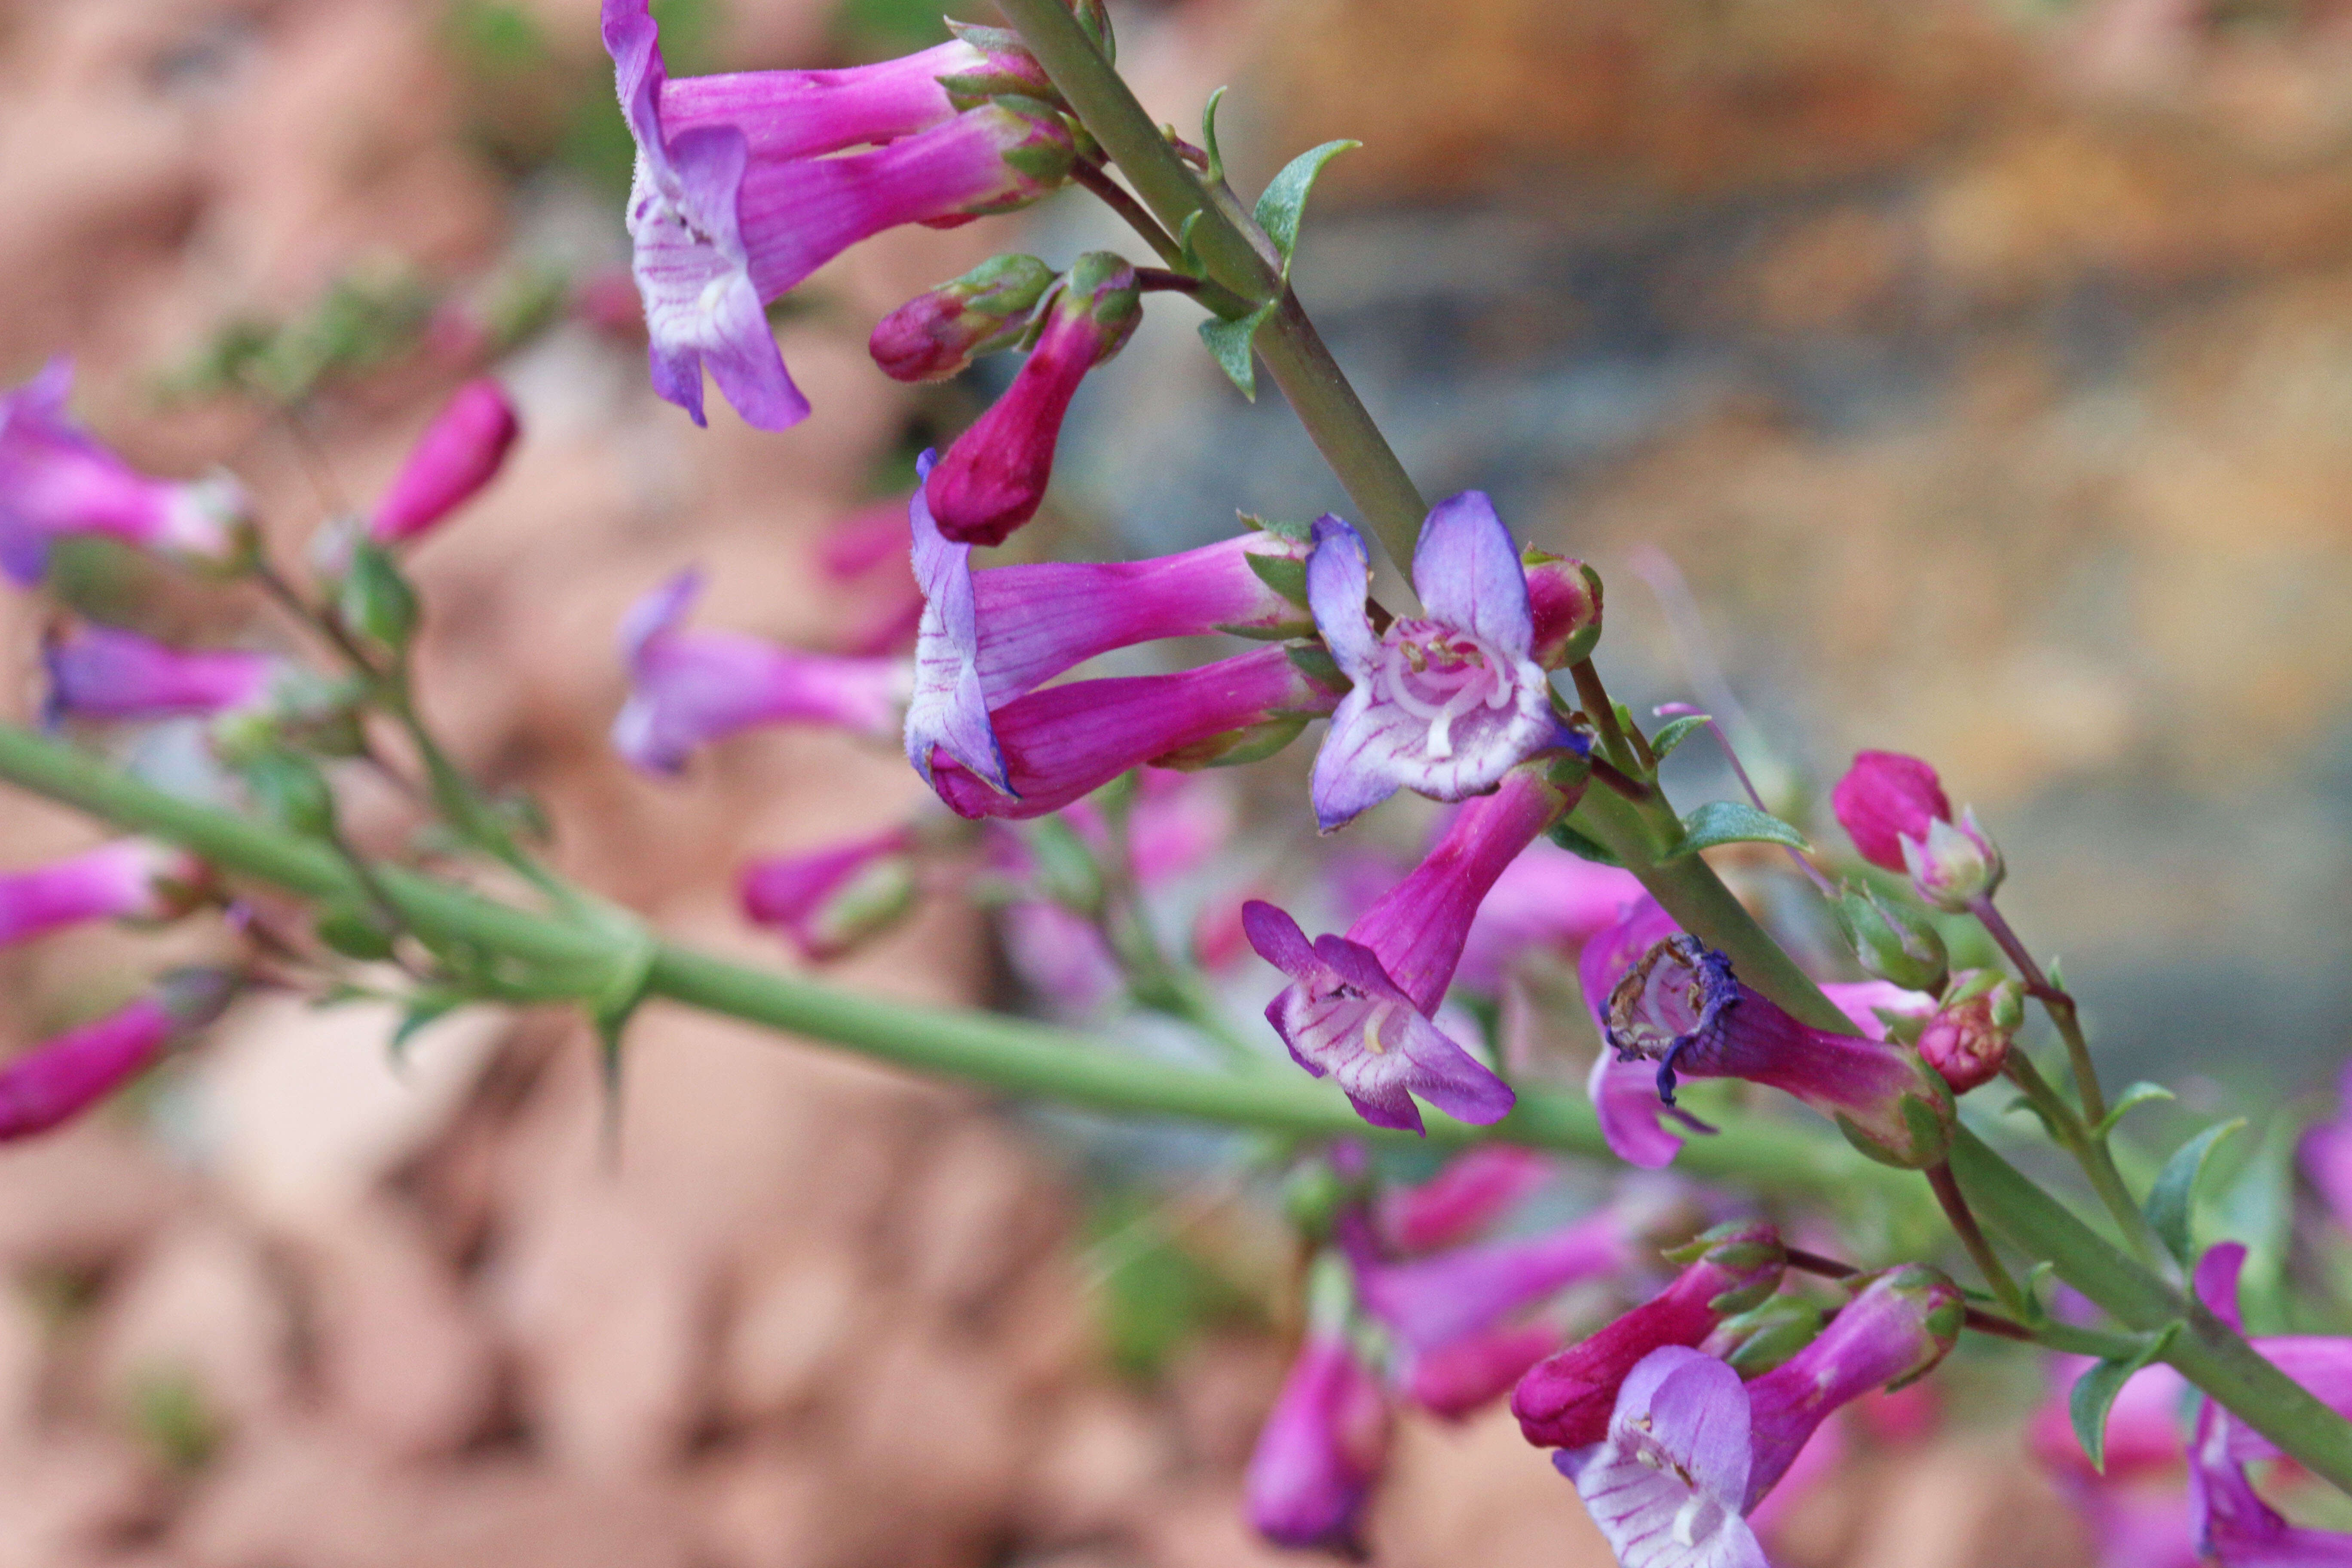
[1411,490,1532,658]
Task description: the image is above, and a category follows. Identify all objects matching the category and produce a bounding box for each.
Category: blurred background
[2,0,2350,1562]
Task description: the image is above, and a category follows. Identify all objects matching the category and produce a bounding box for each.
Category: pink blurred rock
[839,1324,1029,1552]
[303,1200,496,1458]
[0,1433,159,1568]
[686,1441,853,1568]
[94,1219,292,1433]
[719,1248,862,1424]
[0,1121,184,1271]
[1370,1406,1617,1568]
[1017,1388,1173,1543]
[886,1119,1066,1316]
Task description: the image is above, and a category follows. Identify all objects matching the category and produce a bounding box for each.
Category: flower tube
[1245,1258,1393,1553]
[0,970,237,1140]
[0,840,208,949]
[43,626,281,722]
[739,827,919,961]
[0,359,248,583]
[370,378,520,544]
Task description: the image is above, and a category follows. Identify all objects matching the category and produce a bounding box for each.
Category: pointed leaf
[1199,300,1278,400]
[1243,548,1311,609]
[2093,1081,2175,1139]
[1253,140,1359,273]
[2069,1326,2179,1471]
[1548,820,1627,867]
[1650,714,1711,760]
[1200,86,1229,183]
[1672,799,1811,858]
[2149,1118,2248,1266]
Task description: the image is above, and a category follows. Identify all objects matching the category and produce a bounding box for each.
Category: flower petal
[1412,491,1532,658]
[1305,514,1380,680]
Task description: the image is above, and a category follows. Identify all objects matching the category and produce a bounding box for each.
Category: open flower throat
[1605,935,1738,1104]
[1374,619,1528,761]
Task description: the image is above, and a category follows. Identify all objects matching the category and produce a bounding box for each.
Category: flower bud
[1524,551,1602,668]
[1834,884,1948,994]
[934,23,1058,107]
[739,830,920,962]
[1830,750,1952,872]
[0,969,236,1141]
[869,254,1057,383]
[1915,970,2023,1093]
[369,379,519,544]
[924,253,1141,547]
[1901,809,2005,913]
[1245,1257,1391,1553]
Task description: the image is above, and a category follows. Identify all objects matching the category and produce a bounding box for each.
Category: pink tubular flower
[1246,1262,1393,1553]
[612,570,907,775]
[605,0,1072,430]
[0,359,248,584]
[43,625,280,722]
[905,463,1311,794]
[921,643,1341,821]
[1375,1144,1553,1254]
[1513,1219,1785,1450]
[1602,934,1953,1169]
[1244,766,1577,1134]
[1565,1268,1961,1567]
[1828,750,2003,911]
[0,840,208,949]
[869,252,1057,383]
[924,253,1141,546]
[370,379,520,544]
[739,827,918,961]
[0,970,236,1140]
[1452,841,1644,992]
[1306,494,1574,831]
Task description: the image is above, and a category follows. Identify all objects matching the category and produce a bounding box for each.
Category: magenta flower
[920,643,1340,820]
[2191,1398,2352,1566]
[869,253,1057,383]
[739,827,918,961]
[906,464,1310,793]
[924,253,1142,546]
[2300,1060,2352,1231]
[0,359,248,583]
[604,0,1072,430]
[370,379,520,544]
[1243,766,1574,1133]
[0,970,236,1141]
[1245,1266,1394,1554]
[612,570,906,775]
[1306,493,1571,832]
[0,840,207,949]
[43,625,281,722]
[1564,1267,1961,1567]
[1452,841,1643,992]
[1374,1144,1553,1254]
[1601,934,1952,1168]
[1514,1220,1785,1450]
[1829,750,2003,911]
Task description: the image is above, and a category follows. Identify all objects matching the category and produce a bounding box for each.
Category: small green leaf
[1199,300,1278,400]
[1650,714,1712,760]
[1671,800,1811,858]
[1253,140,1358,274]
[2019,1260,2058,1326]
[1239,512,1316,543]
[2094,1081,2176,1139]
[315,903,396,962]
[389,994,463,1066]
[1199,86,1229,184]
[1243,549,1311,609]
[339,541,420,651]
[2069,1326,2179,1471]
[1175,210,1206,271]
[2149,1118,2247,1266]
[1549,820,1627,867]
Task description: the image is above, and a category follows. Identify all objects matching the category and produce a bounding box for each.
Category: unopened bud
[337,540,421,652]
[1834,884,1948,994]
[1525,551,1602,668]
[739,829,921,963]
[869,254,1057,383]
[1902,810,2004,913]
[369,379,519,544]
[935,24,1058,108]
[1916,971,2023,1093]
[962,98,1078,214]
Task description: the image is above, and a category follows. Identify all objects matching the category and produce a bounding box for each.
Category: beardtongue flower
[1513,1219,1785,1450]
[1245,1258,1393,1553]
[1829,750,2003,912]
[869,253,1058,383]
[1603,934,1954,1169]
[0,840,209,949]
[2190,1397,2352,1566]
[43,625,282,722]
[905,463,1312,794]
[0,969,237,1140]
[605,0,1074,430]
[1305,493,1573,832]
[920,643,1341,820]
[739,827,919,962]
[1243,765,1578,1133]
[923,253,1143,546]
[1579,896,1710,1170]
[1452,842,1644,992]
[1375,1144,1554,1254]
[0,359,249,584]
[369,378,520,544]
[1563,1267,1962,1565]
[612,570,907,775]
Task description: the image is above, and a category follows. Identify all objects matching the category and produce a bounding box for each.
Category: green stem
[1926,1159,2024,1314]
[2005,1047,2166,1265]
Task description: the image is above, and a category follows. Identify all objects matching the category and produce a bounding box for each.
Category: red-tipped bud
[1916,970,2023,1093]
[370,380,520,544]
[1830,750,1952,873]
[1525,551,1602,668]
[0,969,236,1141]
[869,254,1057,383]
[923,254,1140,547]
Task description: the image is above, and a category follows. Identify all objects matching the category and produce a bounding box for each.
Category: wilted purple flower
[0,970,236,1140]
[1514,1219,1785,1450]
[1375,1144,1553,1255]
[1563,1268,1961,1565]
[613,570,906,775]
[1306,493,1573,831]
[1829,750,2002,911]
[739,827,918,961]
[0,359,248,583]
[1602,934,1953,1169]
[1245,1264,1393,1554]
[905,466,1311,794]
[370,378,520,544]
[43,625,281,722]
[1579,897,1709,1170]
[925,253,1141,547]
[869,253,1058,383]
[605,0,1072,430]
[1244,766,1576,1133]
[0,840,208,949]
[921,644,1341,820]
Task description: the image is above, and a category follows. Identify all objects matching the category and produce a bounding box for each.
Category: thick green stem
[2005,1047,2166,1265]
